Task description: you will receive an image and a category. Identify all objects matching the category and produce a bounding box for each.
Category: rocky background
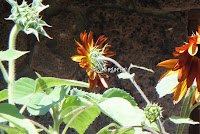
[1,0,200,133]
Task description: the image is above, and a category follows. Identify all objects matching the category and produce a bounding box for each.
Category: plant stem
[0,62,9,83]
[52,106,60,134]
[100,56,166,133]
[101,57,151,104]
[8,24,21,105]
[176,87,195,134]
[30,120,51,134]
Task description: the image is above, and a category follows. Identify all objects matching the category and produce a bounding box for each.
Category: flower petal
[173,79,187,104]
[196,59,200,92]
[175,43,191,53]
[88,32,94,50]
[157,59,178,68]
[186,57,198,88]
[98,74,108,88]
[188,43,198,56]
[71,55,86,62]
[173,51,191,71]
[89,77,98,92]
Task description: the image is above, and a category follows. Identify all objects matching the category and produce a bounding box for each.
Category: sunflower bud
[144,103,163,123]
[6,0,52,41]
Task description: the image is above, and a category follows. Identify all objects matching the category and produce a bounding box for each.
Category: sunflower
[157,26,200,104]
[71,32,115,91]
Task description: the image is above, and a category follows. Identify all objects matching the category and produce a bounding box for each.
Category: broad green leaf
[0,49,29,61]
[71,88,103,102]
[117,72,135,79]
[156,73,179,98]
[14,78,36,104]
[0,89,8,102]
[97,123,121,134]
[0,103,38,134]
[98,97,145,126]
[35,77,89,93]
[141,120,159,132]
[169,116,199,124]
[0,125,24,134]
[27,86,69,115]
[129,64,154,73]
[103,88,137,106]
[61,93,101,134]
[97,123,135,134]
[61,104,101,134]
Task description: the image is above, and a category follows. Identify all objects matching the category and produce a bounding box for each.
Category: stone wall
[1,0,200,133]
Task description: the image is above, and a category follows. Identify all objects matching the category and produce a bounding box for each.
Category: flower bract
[72,32,115,91]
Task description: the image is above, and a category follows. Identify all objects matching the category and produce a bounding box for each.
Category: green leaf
[71,88,103,102]
[27,86,69,115]
[0,49,29,61]
[0,103,38,134]
[0,125,25,134]
[129,64,154,73]
[60,91,101,134]
[0,89,8,102]
[14,78,36,105]
[103,88,137,106]
[97,123,120,134]
[61,104,100,134]
[141,120,159,132]
[98,97,145,126]
[117,72,135,79]
[156,73,179,98]
[169,116,199,125]
[35,77,89,93]
[97,123,135,134]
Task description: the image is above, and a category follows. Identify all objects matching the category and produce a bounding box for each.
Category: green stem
[0,62,9,83]
[176,87,195,134]
[8,24,21,105]
[30,120,51,134]
[52,106,60,134]
[100,56,166,133]
[101,57,151,104]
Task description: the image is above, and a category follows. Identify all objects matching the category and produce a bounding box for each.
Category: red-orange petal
[186,57,198,88]
[88,32,94,49]
[172,51,191,71]
[175,43,191,52]
[98,74,108,88]
[189,35,198,44]
[157,59,178,68]
[196,59,200,92]
[89,76,98,92]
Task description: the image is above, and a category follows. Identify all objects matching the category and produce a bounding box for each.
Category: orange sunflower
[71,32,115,92]
[157,26,200,104]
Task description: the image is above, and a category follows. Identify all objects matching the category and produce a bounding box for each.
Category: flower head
[144,103,163,123]
[71,32,115,91]
[6,0,52,41]
[157,26,200,104]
